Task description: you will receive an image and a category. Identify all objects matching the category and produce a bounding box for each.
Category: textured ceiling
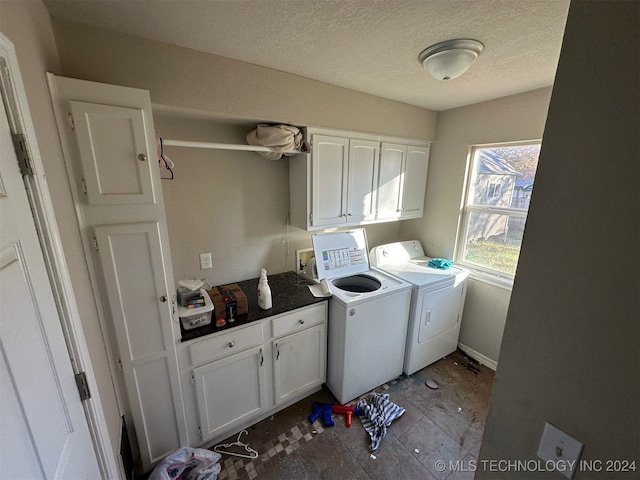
[44,0,570,111]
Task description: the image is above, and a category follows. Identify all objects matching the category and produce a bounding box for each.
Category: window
[457,142,541,278]
[486,182,500,200]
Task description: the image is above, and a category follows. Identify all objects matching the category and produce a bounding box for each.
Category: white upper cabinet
[376,143,406,220]
[311,135,349,227]
[377,143,430,221]
[289,128,430,231]
[71,101,156,205]
[347,139,379,224]
[400,145,430,219]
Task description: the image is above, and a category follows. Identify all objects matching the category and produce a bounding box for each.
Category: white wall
[47,18,438,288]
[479,1,639,477]
[0,0,121,456]
[154,113,407,286]
[400,88,553,365]
[49,16,437,142]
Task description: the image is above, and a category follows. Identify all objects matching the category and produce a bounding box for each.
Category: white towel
[356,393,405,451]
[246,124,307,160]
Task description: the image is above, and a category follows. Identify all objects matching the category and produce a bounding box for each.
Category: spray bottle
[257,268,272,310]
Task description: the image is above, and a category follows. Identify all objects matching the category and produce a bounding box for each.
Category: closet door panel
[71,101,156,205]
[94,222,180,464]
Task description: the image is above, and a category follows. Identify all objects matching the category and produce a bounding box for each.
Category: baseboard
[458,343,498,371]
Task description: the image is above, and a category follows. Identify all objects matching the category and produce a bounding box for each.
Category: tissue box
[208,283,248,320]
[177,289,214,330]
[177,287,203,307]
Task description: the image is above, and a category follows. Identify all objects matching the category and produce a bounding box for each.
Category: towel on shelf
[356,393,405,451]
[246,124,308,160]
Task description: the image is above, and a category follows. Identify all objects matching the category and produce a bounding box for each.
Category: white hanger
[213,430,258,459]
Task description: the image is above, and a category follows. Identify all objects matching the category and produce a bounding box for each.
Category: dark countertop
[180,271,327,342]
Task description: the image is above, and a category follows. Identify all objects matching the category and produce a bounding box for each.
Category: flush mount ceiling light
[418,39,484,81]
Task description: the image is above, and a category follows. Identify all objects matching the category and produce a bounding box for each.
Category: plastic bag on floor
[148,447,222,480]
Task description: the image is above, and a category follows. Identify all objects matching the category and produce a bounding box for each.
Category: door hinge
[11,133,34,176]
[309,212,313,225]
[75,371,91,401]
[81,178,87,194]
[67,113,75,130]
[92,236,99,251]
[117,359,123,371]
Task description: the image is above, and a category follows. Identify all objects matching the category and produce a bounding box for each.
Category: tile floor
[210,350,494,480]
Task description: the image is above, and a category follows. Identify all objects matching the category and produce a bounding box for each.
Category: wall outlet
[199,253,212,270]
[537,422,584,479]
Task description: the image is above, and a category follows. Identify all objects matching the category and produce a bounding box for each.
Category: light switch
[537,422,584,479]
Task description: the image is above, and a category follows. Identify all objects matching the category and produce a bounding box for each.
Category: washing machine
[311,229,412,404]
[370,241,469,376]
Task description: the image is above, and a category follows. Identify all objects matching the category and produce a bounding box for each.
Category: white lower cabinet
[272,306,327,405]
[188,302,327,444]
[193,345,267,442]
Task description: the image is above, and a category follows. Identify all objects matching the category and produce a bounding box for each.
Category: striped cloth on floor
[356,393,405,451]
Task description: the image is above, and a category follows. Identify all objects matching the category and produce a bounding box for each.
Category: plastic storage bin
[177,289,214,330]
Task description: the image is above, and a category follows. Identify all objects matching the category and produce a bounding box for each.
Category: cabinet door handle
[275,344,280,360]
[228,342,234,348]
[138,153,147,162]
[299,319,305,325]
[259,348,263,366]
[160,295,167,302]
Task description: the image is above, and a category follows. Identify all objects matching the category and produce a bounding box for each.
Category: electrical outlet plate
[537,422,584,479]
[199,253,212,270]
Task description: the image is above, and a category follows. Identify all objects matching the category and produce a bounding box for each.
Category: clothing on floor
[356,393,405,451]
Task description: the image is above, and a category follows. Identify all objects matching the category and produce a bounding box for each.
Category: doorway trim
[0,32,121,480]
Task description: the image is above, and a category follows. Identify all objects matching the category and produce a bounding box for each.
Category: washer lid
[311,229,370,280]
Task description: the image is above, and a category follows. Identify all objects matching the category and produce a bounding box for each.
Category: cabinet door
[51,76,185,471]
[347,139,379,223]
[400,145,430,219]
[273,324,326,405]
[194,346,267,442]
[95,222,182,463]
[312,135,348,227]
[71,101,156,206]
[377,143,406,220]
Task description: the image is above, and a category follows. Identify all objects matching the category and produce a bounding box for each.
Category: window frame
[455,140,542,285]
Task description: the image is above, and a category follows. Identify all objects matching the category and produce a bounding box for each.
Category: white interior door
[0,84,100,479]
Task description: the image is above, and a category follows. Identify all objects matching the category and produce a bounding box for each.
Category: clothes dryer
[370,241,469,375]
